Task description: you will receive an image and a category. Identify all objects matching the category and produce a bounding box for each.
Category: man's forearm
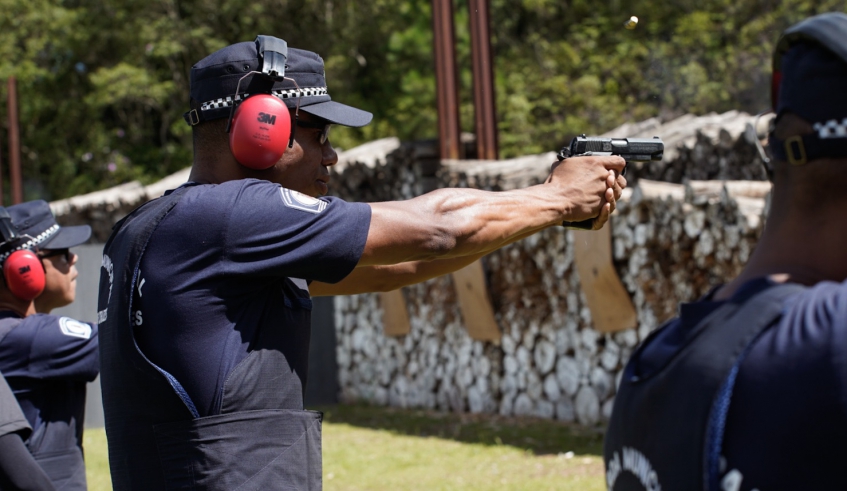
[359,185,565,267]
[356,154,623,269]
[311,224,546,297]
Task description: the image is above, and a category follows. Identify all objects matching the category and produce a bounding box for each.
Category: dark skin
[191,110,627,295]
[0,249,78,316]
[34,250,79,314]
[714,112,847,300]
[0,285,35,318]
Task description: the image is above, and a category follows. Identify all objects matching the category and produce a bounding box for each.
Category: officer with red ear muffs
[0,200,97,491]
[98,33,626,490]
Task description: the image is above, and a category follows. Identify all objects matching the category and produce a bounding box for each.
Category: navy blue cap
[185,37,372,128]
[777,40,847,124]
[7,200,91,250]
[767,13,847,165]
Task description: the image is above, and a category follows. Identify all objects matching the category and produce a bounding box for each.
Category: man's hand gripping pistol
[558,135,664,230]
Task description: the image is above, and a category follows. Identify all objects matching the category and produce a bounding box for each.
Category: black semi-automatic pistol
[558,135,664,230]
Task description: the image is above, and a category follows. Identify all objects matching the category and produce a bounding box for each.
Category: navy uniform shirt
[133,179,371,417]
[0,313,98,453]
[629,277,847,490]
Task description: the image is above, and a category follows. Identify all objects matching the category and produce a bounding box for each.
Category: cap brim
[41,225,92,249]
[301,101,373,128]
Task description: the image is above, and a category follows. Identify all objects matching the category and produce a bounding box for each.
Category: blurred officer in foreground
[605,12,847,491]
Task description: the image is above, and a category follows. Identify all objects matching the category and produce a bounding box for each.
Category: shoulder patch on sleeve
[280,188,327,214]
[58,317,92,340]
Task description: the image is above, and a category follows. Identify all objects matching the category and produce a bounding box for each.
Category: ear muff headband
[255,35,288,79]
[0,208,45,301]
[226,35,302,170]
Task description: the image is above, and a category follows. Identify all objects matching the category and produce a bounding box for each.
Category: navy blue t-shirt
[630,277,847,490]
[0,313,98,452]
[133,179,371,417]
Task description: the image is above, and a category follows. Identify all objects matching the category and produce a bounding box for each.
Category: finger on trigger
[604,156,626,173]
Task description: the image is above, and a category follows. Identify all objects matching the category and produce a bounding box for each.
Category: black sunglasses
[295,120,332,145]
[38,248,71,262]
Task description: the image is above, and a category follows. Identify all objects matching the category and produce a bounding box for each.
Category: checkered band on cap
[0,224,59,264]
[200,87,329,113]
[813,119,847,139]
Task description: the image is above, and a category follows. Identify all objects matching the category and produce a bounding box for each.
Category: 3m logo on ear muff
[0,207,45,301]
[226,35,298,171]
[4,250,44,301]
[257,112,277,125]
[229,95,291,170]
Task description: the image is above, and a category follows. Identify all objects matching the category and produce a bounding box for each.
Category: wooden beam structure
[452,260,500,342]
[432,0,462,160]
[7,77,22,204]
[380,290,412,337]
[468,0,499,160]
[572,224,637,333]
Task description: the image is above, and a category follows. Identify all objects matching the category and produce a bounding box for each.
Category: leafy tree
[0,0,844,200]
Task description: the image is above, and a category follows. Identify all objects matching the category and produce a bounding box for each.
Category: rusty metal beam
[468,0,498,160]
[7,77,22,204]
[432,0,462,160]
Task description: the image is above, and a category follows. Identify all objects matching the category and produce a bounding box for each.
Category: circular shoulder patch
[59,317,92,339]
[280,188,327,214]
[290,191,320,206]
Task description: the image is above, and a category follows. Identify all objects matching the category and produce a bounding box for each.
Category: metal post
[7,77,22,204]
[432,0,462,160]
[468,0,498,160]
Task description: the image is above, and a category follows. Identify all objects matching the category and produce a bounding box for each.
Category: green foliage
[0,0,844,199]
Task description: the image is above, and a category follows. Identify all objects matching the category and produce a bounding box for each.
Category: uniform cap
[185,38,372,128]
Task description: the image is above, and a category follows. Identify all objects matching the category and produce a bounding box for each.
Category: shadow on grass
[313,403,604,457]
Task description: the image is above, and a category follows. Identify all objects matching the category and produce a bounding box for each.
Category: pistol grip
[561,219,594,230]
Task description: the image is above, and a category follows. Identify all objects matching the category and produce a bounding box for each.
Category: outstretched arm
[312,155,625,295]
[356,154,624,267]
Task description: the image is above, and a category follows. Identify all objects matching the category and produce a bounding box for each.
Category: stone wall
[329,110,772,424]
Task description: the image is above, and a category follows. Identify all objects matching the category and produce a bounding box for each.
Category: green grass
[83,427,112,491]
[83,404,606,491]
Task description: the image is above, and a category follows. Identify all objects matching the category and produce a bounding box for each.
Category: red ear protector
[226,35,303,170]
[4,250,45,301]
[0,209,44,301]
[228,94,293,170]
